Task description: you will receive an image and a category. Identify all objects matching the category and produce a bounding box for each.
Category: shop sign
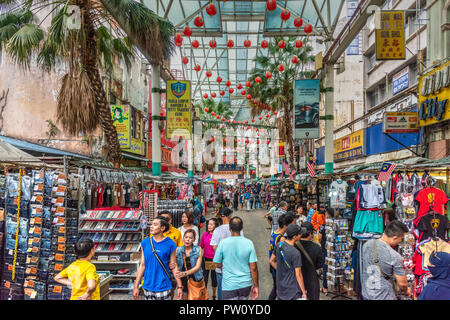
[111,105,131,149]
[383,112,419,133]
[166,80,191,139]
[213,174,239,180]
[393,67,409,95]
[375,10,406,60]
[418,61,450,127]
[278,142,285,158]
[334,129,365,162]
[346,0,360,55]
[294,79,320,139]
[218,164,237,171]
[123,138,145,156]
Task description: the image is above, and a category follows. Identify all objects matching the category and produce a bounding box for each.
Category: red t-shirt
[415,187,448,222]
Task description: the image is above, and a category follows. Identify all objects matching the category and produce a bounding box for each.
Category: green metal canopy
[143,0,347,120]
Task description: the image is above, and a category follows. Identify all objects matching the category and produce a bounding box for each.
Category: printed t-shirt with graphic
[59,260,100,300]
[361,239,405,300]
[141,236,177,292]
[329,180,348,208]
[210,224,244,273]
[274,241,303,300]
[415,213,449,242]
[213,236,257,291]
[415,187,448,221]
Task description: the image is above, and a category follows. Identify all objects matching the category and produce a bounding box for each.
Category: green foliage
[195,98,234,133]
[6,23,43,68]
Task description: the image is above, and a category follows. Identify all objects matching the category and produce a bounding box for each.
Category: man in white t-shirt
[210,207,244,300]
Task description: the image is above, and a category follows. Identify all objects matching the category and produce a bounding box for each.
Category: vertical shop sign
[166,80,191,139]
[375,10,406,60]
[111,105,131,149]
[346,0,360,55]
[294,79,320,139]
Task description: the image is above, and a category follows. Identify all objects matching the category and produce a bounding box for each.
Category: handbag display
[184,253,209,300]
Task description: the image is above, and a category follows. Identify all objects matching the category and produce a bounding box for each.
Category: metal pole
[188,137,194,177]
[151,64,162,176]
[324,61,335,174]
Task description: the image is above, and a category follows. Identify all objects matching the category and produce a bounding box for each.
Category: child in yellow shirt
[54,239,100,300]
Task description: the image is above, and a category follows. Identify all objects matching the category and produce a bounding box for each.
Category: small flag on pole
[307,154,315,178]
[378,162,397,181]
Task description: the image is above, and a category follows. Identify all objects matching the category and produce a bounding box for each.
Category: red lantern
[258,102,263,107]
[216,115,220,119]
[257,140,260,145]
[295,39,303,48]
[266,140,270,145]
[211,92,217,98]
[266,0,277,11]
[222,117,226,122]
[243,39,251,48]
[220,90,225,96]
[274,111,278,115]
[192,40,199,48]
[204,108,209,113]
[245,120,248,124]
[245,81,251,88]
[211,111,215,116]
[183,25,193,37]
[266,71,272,79]
[225,80,231,87]
[291,55,299,64]
[194,64,201,72]
[280,9,290,21]
[255,76,262,83]
[241,90,246,95]
[266,114,270,118]
[209,39,217,48]
[194,16,204,27]
[246,94,252,100]
[278,64,285,72]
[237,83,243,90]
[268,107,271,111]
[181,56,189,64]
[278,40,286,49]
[203,93,209,99]
[206,3,217,16]
[227,39,234,48]
[206,70,212,77]
[304,24,313,34]
[216,76,222,83]
[245,139,249,144]
[294,17,303,28]
[251,119,255,123]
[259,116,262,120]
[175,40,182,47]
[229,88,234,94]
[175,33,183,43]
[261,40,269,48]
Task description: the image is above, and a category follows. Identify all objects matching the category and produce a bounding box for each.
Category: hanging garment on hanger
[353,209,383,235]
[329,179,348,208]
[417,238,450,272]
[414,187,448,222]
[414,211,449,242]
[96,183,104,208]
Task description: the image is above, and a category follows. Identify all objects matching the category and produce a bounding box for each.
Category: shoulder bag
[295,241,320,278]
[183,252,210,300]
[149,237,172,280]
[373,240,401,296]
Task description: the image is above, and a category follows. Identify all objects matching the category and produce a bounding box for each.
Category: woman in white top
[178,210,200,246]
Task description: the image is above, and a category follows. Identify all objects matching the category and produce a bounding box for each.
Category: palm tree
[0,0,175,166]
[247,36,315,170]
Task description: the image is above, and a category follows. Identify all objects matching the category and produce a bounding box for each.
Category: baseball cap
[301,222,314,234]
[285,224,302,238]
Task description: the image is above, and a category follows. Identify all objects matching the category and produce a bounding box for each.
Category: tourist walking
[133,217,182,300]
[269,224,307,300]
[178,210,200,246]
[200,218,219,300]
[213,217,259,300]
[175,229,206,300]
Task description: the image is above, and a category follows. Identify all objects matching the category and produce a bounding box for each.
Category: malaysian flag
[307,154,315,177]
[378,162,397,181]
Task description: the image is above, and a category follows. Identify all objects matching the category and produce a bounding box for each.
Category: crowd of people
[53,182,450,301]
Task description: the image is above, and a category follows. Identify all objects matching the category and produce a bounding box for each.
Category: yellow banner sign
[334,129,365,162]
[111,105,130,149]
[375,10,405,60]
[166,80,191,139]
[418,60,450,127]
[123,138,146,156]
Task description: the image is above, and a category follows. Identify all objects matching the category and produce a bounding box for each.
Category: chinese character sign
[166,80,191,139]
[111,105,131,149]
[376,10,405,60]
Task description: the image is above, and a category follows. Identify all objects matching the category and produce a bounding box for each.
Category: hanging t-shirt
[415,187,448,221]
[415,213,449,242]
[329,180,348,208]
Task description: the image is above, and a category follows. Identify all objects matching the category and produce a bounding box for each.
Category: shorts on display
[353,210,383,234]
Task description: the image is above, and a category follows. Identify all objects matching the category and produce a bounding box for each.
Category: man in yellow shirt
[155,211,183,247]
[54,239,100,300]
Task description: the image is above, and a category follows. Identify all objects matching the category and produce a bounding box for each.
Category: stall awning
[0,141,42,163]
[0,135,90,159]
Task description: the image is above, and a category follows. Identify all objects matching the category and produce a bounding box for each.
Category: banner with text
[294,79,320,139]
[166,80,191,139]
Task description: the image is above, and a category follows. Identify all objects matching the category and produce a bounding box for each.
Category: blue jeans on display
[217,272,223,300]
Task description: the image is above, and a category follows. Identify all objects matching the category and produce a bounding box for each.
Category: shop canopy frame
[143,0,347,121]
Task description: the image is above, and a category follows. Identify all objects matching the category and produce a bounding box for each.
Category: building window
[368,53,377,70]
[410,62,418,84]
[130,107,143,140]
[367,90,378,109]
[379,83,386,102]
